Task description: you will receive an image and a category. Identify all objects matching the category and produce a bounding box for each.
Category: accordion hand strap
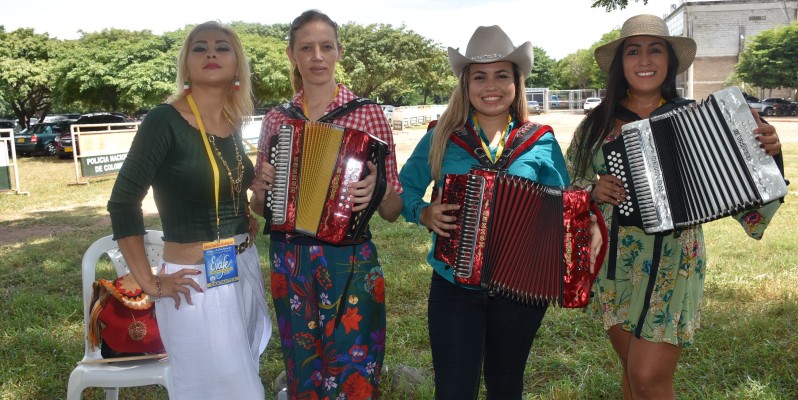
[591,203,609,276]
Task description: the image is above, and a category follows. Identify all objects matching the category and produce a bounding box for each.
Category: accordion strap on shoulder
[276,103,306,120]
[276,98,377,123]
[494,122,552,168]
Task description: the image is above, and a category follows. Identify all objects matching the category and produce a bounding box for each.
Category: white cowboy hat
[594,14,696,74]
[447,25,534,78]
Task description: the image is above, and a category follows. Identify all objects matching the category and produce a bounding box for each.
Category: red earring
[183,81,190,94]
[233,79,241,91]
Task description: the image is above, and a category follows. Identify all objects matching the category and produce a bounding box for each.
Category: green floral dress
[565,107,781,347]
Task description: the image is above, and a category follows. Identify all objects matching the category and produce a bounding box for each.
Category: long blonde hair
[167,21,254,129]
[428,63,529,181]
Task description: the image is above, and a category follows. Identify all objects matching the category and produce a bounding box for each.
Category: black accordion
[603,87,787,234]
[435,167,607,308]
[263,119,388,244]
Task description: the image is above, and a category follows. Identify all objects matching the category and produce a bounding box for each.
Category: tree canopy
[736,22,798,98]
[0,28,56,127]
[0,0,790,124]
[0,21,459,124]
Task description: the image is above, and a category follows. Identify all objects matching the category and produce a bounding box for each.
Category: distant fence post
[0,129,29,196]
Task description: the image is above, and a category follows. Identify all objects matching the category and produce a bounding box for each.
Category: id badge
[203,238,240,288]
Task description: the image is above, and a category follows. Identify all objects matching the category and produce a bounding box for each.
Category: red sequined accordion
[264,119,388,244]
[435,167,607,308]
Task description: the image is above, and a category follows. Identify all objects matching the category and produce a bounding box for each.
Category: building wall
[666,0,797,100]
[692,55,738,98]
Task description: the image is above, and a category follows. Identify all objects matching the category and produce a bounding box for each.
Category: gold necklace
[208,134,244,215]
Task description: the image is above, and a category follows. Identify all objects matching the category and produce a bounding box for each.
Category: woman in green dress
[566,14,784,399]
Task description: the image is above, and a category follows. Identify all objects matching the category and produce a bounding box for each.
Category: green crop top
[107,104,254,242]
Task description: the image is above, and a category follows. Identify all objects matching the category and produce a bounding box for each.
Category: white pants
[155,234,271,400]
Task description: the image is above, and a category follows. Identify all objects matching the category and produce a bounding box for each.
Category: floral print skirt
[270,238,386,400]
[589,226,706,347]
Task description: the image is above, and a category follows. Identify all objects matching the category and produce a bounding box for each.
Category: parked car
[15,121,72,156]
[583,97,601,114]
[550,95,561,108]
[761,98,797,116]
[55,113,132,159]
[0,119,21,134]
[746,96,767,115]
[527,100,541,114]
[381,105,394,125]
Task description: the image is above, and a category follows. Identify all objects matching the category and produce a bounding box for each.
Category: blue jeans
[428,270,547,400]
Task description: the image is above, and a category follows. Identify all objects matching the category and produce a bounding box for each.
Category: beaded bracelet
[152,275,162,303]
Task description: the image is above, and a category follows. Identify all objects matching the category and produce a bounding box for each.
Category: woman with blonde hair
[399,25,593,399]
[108,21,270,399]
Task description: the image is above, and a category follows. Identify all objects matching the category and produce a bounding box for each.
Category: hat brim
[448,41,534,79]
[594,35,696,74]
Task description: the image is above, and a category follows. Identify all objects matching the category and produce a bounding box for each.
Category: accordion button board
[602,86,787,233]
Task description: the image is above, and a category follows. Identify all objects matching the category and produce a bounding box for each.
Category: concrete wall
[666,0,797,100]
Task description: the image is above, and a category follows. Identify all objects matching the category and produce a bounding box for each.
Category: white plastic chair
[67,230,174,400]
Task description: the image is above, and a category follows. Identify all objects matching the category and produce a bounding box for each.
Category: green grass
[1,146,796,399]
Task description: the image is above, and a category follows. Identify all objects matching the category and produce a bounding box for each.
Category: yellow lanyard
[302,86,340,119]
[471,113,512,163]
[187,94,223,241]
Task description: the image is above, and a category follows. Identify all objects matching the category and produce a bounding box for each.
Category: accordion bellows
[435,167,607,308]
[603,86,787,233]
[264,119,388,244]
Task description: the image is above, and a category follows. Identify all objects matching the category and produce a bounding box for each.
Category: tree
[52,29,176,114]
[592,0,648,11]
[229,21,289,41]
[339,23,450,105]
[552,29,619,90]
[408,44,455,105]
[526,47,558,89]
[736,22,798,99]
[0,28,56,127]
[240,33,293,106]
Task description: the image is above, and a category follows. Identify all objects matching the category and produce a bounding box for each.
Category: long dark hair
[287,9,341,93]
[571,40,681,179]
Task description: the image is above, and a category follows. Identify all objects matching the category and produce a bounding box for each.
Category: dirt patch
[0,207,111,247]
[0,196,158,247]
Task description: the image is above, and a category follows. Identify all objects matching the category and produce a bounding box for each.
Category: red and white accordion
[435,167,607,308]
[263,119,388,244]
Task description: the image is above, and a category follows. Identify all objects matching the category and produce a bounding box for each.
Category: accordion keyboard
[454,174,486,280]
[267,125,293,225]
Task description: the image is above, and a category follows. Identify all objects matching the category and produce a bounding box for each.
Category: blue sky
[4,0,678,60]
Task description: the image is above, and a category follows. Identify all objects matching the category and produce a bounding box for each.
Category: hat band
[470,53,505,62]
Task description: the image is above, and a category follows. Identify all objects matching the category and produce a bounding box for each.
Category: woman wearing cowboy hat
[400,25,602,399]
[566,14,783,399]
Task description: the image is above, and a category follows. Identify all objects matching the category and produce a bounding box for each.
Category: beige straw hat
[448,25,534,78]
[594,14,696,74]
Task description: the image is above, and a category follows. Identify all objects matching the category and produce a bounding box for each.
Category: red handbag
[88,274,165,358]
